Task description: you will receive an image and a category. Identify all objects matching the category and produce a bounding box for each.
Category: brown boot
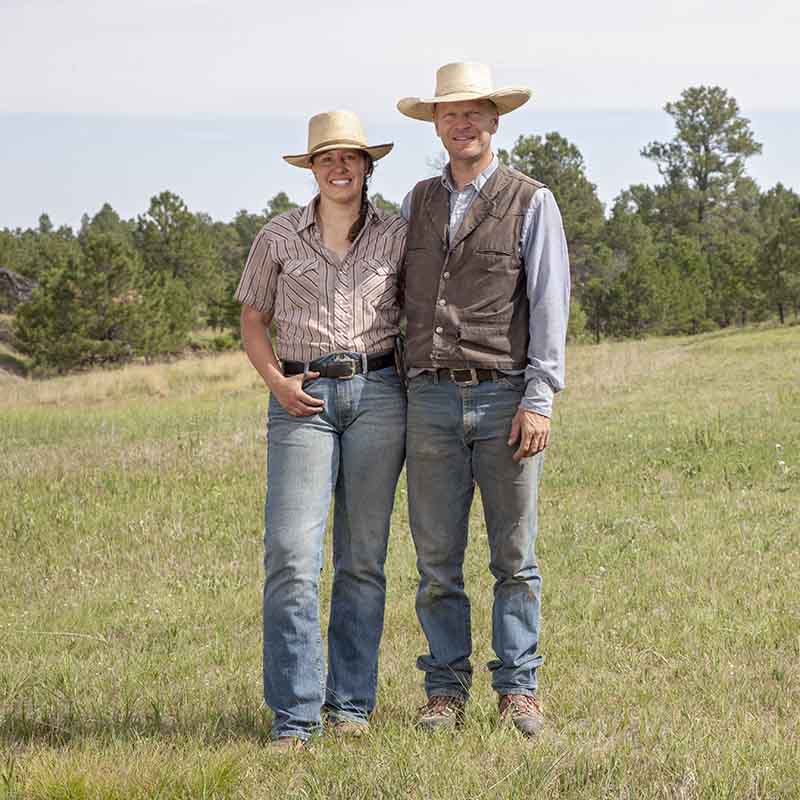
[498,693,544,737]
[328,718,369,738]
[415,695,466,731]
[267,736,306,752]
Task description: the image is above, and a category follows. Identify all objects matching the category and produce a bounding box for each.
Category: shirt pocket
[278,258,321,312]
[282,258,320,279]
[359,257,400,311]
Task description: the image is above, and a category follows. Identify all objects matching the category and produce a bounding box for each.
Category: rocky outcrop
[0,268,38,312]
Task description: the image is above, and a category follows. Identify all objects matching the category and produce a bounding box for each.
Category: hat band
[436,84,493,97]
[310,137,368,153]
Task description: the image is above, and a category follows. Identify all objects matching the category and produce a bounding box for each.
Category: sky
[2,0,799,229]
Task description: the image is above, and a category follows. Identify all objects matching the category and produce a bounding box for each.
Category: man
[397,62,570,736]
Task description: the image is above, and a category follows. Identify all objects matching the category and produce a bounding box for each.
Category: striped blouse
[235,198,407,362]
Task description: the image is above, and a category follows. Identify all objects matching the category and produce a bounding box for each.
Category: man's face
[433,99,498,164]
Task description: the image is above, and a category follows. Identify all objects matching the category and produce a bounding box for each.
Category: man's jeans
[406,372,544,701]
[263,363,406,740]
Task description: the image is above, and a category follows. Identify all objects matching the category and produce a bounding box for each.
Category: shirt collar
[297,195,378,233]
[297,197,318,232]
[441,154,499,194]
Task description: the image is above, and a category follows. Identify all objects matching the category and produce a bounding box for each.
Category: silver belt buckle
[450,368,479,386]
[332,353,357,379]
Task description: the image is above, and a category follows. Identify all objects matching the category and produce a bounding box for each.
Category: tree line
[1,84,798,371]
[499,86,800,341]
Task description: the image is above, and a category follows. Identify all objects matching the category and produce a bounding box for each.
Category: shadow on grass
[0,704,270,748]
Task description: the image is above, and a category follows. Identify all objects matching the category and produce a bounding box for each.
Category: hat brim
[282,142,394,169]
[397,88,531,122]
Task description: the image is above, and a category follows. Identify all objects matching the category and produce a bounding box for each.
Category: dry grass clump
[0,351,259,409]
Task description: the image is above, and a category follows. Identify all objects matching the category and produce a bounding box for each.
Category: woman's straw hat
[397,62,531,122]
[283,110,394,169]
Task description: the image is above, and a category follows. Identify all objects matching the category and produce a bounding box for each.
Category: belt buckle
[450,368,479,386]
[331,354,357,379]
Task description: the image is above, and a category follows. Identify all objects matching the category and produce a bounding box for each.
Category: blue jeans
[406,372,544,701]
[263,363,406,740]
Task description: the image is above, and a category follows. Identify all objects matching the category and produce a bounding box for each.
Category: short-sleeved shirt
[236,197,407,362]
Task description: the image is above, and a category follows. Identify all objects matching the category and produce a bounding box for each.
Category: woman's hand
[271,372,325,416]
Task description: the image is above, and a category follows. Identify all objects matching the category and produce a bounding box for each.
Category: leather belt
[283,352,394,380]
[436,368,499,386]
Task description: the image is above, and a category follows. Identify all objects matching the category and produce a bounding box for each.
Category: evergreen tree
[79,203,135,246]
[636,86,764,329]
[370,193,400,214]
[134,191,221,318]
[265,192,298,219]
[759,184,800,323]
[703,177,764,326]
[14,232,141,370]
[654,235,710,334]
[128,271,195,359]
[642,86,762,227]
[603,197,661,337]
[499,132,605,286]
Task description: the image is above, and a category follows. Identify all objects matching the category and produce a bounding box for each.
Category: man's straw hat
[397,62,531,122]
[283,110,393,169]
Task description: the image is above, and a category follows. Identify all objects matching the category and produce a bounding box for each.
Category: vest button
[443,272,450,279]
[438,298,446,306]
[435,326,443,334]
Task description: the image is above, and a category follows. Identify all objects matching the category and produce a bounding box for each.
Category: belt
[282,352,394,380]
[436,368,499,386]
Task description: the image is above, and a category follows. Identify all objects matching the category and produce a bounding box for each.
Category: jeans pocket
[495,373,526,390]
[365,365,401,385]
[407,373,435,394]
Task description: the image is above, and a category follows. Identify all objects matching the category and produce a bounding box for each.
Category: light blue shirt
[401,155,571,417]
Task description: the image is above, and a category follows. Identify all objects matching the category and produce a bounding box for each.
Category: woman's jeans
[263,364,406,740]
[406,372,544,701]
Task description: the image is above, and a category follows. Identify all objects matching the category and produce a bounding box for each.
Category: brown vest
[404,164,544,370]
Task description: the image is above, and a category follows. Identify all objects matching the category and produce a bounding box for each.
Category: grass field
[1,327,799,799]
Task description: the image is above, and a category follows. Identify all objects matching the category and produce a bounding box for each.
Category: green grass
[1,327,799,799]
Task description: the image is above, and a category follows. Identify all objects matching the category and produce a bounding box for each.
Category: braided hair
[347,154,375,243]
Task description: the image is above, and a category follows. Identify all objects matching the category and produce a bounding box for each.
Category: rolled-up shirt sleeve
[234,226,279,315]
[520,188,571,417]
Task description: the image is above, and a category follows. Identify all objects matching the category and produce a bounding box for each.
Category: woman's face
[311,148,368,204]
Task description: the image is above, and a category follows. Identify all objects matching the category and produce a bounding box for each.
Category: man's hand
[271,372,325,416]
[507,408,550,462]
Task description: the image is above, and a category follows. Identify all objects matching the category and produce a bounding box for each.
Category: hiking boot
[498,693,544,737]
[328,718,369,738]
[415,695,466,731]
[267,736,306,752]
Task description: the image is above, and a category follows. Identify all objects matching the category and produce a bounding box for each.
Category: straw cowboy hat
[397,62,531,122]
[283,110,393,169]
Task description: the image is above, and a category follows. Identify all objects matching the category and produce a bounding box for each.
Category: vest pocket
[474,246,515,257]
[457,323,513,360]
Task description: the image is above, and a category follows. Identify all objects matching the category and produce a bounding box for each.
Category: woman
[236,111,407,749]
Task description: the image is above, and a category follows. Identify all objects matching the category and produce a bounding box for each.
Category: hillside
[1,327,798,799]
